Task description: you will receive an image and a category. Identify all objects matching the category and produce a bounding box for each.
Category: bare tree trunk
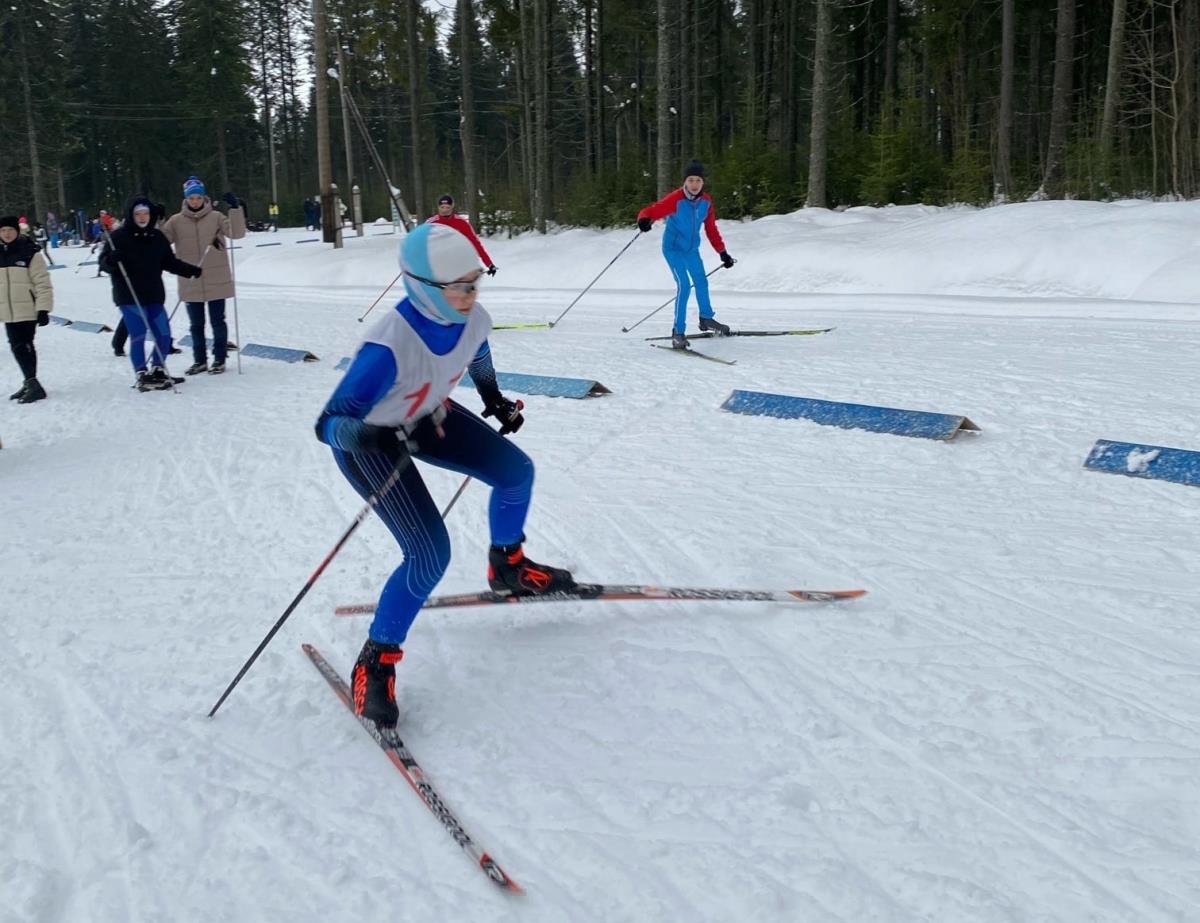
[15,28,44,222]
[1099,0,1128,192]
[516,0,536,217]
[458,0,479,226]
[679,0,690,161]
[997,0,1015,199]
[806,0,832,207]
[884,0,898,110]
[583,0,595,173]
[1041,0,1075,198]
[534,0,550,231]
[405,0,425,219]
[656,0,672,195]
[596,0,605,170]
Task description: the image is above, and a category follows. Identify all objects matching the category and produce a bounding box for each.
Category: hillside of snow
[1,201,1198,923]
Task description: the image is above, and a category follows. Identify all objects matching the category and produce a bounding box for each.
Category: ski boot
[9,381,28,400]
[699,316,731,336]
[185,362,208,376]
[136,369,172,392]
[209,360,225,375]
[148,365,184,387]
[351,639,403,728]
[670,331,690,350]
[488,542,577,596]
[16,379,46,403]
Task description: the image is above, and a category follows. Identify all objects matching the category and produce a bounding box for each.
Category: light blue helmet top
[399,224,479,325]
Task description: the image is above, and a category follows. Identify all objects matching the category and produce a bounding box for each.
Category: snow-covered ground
[2,201,1198,922]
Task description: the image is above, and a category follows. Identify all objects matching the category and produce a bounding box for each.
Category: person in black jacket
[99,197,201,391]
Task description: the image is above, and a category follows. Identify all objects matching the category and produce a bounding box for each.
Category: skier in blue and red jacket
[637,160,736,349]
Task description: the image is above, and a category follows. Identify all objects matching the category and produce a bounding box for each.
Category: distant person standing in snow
[0,215,53,403]
[160,175,246,375]
[426,194,497,277]
[313,223,576,730]
[636,160,736,350]
[100,198,202,391]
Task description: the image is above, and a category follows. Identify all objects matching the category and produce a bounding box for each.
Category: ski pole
[207,457,410,718]
[229,237,243,375]
[101,229,178,389]
[621,264,724,333]
[358,271,402,323]
[548,230,641,328]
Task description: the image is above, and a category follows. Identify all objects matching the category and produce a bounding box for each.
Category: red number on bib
[403,382,431,418]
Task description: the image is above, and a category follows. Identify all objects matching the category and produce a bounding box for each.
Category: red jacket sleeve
[637,189,685,223]
[434,214,492,265]
[702,195,725,252]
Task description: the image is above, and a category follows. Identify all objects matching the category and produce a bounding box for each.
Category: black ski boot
[670,332,690,350]
[16,379,46,403]
[351,639,403,728]
[9,381,28,400]
[148,365,184,387]
[699,316,731,336]
[488,543,577,596]
[136,369,172,392]
[185,361,208,376]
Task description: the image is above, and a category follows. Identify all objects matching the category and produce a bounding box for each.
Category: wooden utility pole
[312,0,341,246]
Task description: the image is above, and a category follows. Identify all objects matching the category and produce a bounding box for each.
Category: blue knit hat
[183,176,206,198]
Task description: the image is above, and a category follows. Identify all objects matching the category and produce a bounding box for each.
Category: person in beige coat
[0,215,53,402]
[160,175,246,375]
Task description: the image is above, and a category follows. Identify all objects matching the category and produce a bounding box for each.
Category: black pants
[5,320,37,380]
[112,317,128,352]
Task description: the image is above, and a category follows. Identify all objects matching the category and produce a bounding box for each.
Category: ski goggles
[404,270,482,295]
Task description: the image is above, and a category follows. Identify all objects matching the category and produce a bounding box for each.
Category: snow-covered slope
[1,202,1197,922]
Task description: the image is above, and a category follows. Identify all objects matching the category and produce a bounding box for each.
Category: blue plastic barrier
[255,242,283,247]
[460,370,611,399]
[48,314,72,326]
[241,343,319,363]
[720,389,979,441]
[335,356,352,371]
[1084,439,1200,488]
[68,320,113,334]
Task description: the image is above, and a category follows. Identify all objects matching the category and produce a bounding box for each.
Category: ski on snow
[649,343,737,365]
[302,643,523,894]
[335,584,867,616]
[644,327,834,341]
[492,322,550,330]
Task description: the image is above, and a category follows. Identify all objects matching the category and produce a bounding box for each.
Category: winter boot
[16,379,46,404]
[488,543,577,596]
[670,332,690,350]
[699,316,731,336]
[351,639,403,728]
[185,362,208,376]
[209,360,225,375]
[9,381,28,400]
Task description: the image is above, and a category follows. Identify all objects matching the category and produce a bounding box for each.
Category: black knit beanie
[682,160,706,180]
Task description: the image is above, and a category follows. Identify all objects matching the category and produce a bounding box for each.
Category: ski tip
[788,589,867,601]
[481,854,525,894]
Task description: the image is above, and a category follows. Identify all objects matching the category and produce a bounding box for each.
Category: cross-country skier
[636,160,736,349]
[100,198,202,391]
[426,194,497,277]
[314,223,575,729]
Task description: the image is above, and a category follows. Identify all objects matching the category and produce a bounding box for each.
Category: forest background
[0,0,1192,232]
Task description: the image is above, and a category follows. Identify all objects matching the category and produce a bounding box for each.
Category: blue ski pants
[665,248,715,334]
[332,400,535,645]
[118,304,171,372]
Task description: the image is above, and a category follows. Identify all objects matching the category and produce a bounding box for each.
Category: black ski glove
[185,264,203,278]
[482,395,525,435]
[150,202,165,223]
[37,310,49,327]
[719,251,736,269]
[223,192,243,209]
[637,216,653,233]
[486,264,498,277]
